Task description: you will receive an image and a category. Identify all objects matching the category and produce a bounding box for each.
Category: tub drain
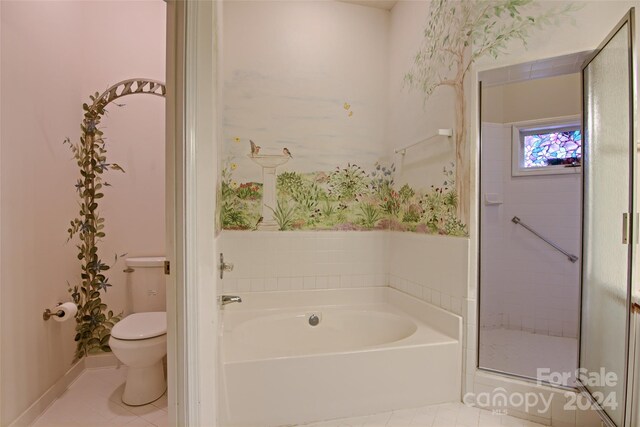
[308,314,319,326]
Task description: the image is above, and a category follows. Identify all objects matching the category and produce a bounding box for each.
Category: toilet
[110,257,167,406]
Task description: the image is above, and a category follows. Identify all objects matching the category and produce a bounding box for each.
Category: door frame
[166,1,219,425]
[468,6,640,427]
[577,8,637,427]
[474,15,639,427]
[475,68,583,391]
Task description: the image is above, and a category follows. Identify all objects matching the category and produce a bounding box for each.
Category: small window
[512,117,581,176]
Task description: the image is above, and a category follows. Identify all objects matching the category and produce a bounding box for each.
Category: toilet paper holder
[43,302,78,322]
[42,303,65,321]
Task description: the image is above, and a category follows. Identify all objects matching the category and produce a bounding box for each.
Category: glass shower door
[581,9,635,427]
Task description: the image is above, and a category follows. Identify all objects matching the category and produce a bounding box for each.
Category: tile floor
[33,367,545,427]
[301,403,547,427]
[33,367,167,427]
[479,328,578,386]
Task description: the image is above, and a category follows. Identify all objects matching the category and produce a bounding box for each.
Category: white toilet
[110,257,167,406]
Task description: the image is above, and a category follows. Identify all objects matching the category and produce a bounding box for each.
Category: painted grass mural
[221,159,467,236]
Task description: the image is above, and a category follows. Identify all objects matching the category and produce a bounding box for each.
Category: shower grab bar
[511,216,579,263]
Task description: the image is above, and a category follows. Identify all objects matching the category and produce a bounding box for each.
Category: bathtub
[219,287,463,427]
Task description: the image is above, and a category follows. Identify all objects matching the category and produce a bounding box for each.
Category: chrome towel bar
[394,128,453,155]
[512,216,579,263]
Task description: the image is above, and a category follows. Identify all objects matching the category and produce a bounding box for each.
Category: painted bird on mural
[283,148,292,158]
[250,140,261,156]
[254,216,263,230]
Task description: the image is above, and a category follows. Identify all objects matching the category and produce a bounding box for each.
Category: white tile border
[389,275,464,317]
[9,359,85,427]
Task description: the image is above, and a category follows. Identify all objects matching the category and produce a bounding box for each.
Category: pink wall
[0,1,165,424]
[78,1,167,317]
[1,3,84,423]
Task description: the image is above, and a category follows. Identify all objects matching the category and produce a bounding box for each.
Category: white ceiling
[479,51,592,87]
[338,0,398,11]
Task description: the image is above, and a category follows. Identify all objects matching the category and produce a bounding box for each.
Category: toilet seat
[112,312,166,340]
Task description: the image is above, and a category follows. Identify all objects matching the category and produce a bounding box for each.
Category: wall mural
[65,79,166,362]
[404,0,577,225]
[219,0,576,237]
[221,152,466,235]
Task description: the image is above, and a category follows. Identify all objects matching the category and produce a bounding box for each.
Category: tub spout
[221,295,242,306]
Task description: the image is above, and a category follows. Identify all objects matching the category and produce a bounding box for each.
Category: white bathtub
[219,287,463,427]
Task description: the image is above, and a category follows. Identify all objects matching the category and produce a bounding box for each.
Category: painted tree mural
[404,0,576,225]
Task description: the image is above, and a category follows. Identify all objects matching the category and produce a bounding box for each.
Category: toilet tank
[126,257,166,313]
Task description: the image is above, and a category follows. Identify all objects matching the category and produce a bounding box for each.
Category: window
[512,117,581,176]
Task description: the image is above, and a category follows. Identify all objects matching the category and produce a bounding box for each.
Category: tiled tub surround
[388,232,469,316]
[219,287,462,426]
[220,230,388,293]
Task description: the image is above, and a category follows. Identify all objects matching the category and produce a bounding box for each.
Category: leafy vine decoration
[64,79,166,362]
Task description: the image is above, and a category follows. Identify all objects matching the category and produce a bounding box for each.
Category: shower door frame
[474,8,639,426]
[475,74,582,392]
[577,9,637,427]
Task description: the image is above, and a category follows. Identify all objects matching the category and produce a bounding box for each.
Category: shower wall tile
[562,320,578,339]
[220,230,389,293]
[388,273,467,318]
[388,231,470,313]
[507,315,522,331]
[450,297,462,316]
[303,277,316,290]
[250,278,265,292]
[548,319,563,337]
[422,288,432,303]
[431,291,441,307]
[440,294,451,311]
[534,318,549,335]
[522,316,535,332]
[265,278,278,291]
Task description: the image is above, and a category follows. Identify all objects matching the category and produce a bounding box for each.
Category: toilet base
[122,360,166,406]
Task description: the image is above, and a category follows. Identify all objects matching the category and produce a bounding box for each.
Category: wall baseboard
[9,353,121,426]
[85,352,119,369]
[9,359,85,427]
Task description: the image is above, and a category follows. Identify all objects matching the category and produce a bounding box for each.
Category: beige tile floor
[33,367,545,427]
[33,367,167,427]
[301,403,547,427]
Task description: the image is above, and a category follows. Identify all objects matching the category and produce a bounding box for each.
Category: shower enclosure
[478,9,637,427]
[580,11,636,427]
[478,56,584,388]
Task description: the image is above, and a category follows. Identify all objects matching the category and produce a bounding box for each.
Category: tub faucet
[221,295,242,306]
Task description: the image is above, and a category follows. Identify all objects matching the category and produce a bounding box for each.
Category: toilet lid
[111,312,167,340]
